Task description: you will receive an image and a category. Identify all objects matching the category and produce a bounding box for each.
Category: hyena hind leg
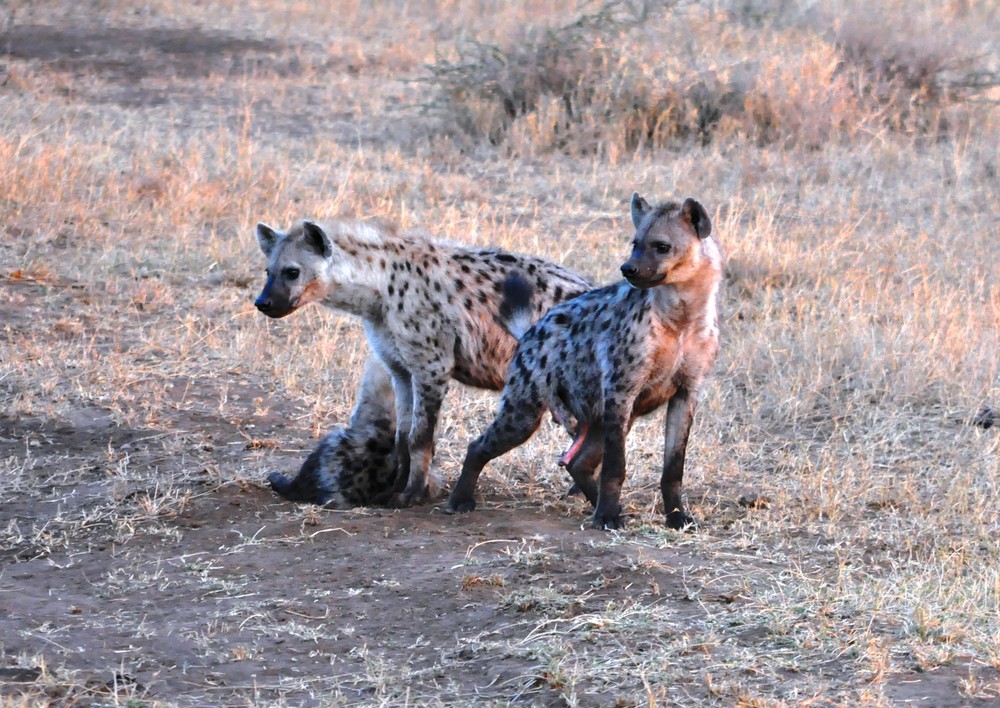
[447,396,546,514]
[562,421,604,507]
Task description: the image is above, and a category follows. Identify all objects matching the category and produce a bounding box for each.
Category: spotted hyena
[448,195,722,530]
[254,217,591,506]
[266,354,397,508]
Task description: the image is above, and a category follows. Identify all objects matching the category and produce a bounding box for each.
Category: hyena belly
[267,356,398,508]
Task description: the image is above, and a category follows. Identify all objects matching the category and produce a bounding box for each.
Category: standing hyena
[266,355,397,508]
[254,217,591,506]
[448,195,722,530]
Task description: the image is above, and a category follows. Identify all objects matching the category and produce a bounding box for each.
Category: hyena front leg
[374,370,412,501]
[389,377,447,507]
[661,388,697,530]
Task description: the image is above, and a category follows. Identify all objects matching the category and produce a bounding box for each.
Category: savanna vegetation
[1,0,997,704]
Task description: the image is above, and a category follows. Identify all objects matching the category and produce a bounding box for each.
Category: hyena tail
[498,272,535,340]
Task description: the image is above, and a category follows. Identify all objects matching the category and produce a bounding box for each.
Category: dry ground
[1,1,998,705]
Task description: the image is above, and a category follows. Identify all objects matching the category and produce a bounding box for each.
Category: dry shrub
[425,0,742,155]
[827,0,999,136]
[424,0,999,154]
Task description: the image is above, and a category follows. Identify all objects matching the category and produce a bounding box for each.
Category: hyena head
[620,194,712,289]
[254,220,333,318]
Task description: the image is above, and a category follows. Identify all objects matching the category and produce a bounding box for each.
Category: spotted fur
[254,217,591,507]
[448,195,722,530]
[266,355,397,507]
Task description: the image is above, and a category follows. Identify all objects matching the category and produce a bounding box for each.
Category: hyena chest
[629,330,684,419]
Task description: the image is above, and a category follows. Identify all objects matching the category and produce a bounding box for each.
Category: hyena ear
[302,220,333,259]
[256,223,280,257]
[630,192,652,229]
[681,198,712,239]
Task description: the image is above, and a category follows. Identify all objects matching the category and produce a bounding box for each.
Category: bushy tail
[498,272,535,340]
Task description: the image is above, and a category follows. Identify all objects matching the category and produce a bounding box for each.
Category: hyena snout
[254,294,276,316]
[254,280,293,318]
[620,255,665,288]
[254,281,280,315]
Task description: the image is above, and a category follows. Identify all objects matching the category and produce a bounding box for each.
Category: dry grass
[423,0,1000,155]
[1,0,998,705]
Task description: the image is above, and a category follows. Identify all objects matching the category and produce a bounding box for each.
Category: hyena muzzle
[448,194,722,530]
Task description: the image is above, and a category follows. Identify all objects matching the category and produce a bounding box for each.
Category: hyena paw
[665,509,697,531]
[445,494,476,514]
[590,509,626,531]
[387,487,429,508]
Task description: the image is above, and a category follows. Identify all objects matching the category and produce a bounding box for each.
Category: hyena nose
[620,263,638,278]
[254,296,272,314]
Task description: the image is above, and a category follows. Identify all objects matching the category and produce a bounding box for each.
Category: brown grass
[1,0,998,705]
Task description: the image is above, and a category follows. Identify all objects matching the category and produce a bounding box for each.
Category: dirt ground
[3,389,995,706]
[1,3,998,706]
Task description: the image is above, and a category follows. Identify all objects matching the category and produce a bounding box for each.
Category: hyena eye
[283,267,300,281]
[654,243,671,255]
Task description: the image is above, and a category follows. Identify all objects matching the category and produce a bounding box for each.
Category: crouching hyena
[266,355,397,507]
[254,217,591,507]
[448,195,722,530]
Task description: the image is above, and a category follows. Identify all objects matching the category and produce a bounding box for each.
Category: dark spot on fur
[454,279,465,292]
[497,253,517,263]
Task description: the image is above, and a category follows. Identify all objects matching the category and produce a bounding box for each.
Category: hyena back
[448,195,722,530]
[254,218,591,507]
[267,355,397,508]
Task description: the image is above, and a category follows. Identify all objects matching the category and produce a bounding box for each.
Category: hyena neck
[651,256,720,331]
[321,280,384,321]
[320,226,390,320]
